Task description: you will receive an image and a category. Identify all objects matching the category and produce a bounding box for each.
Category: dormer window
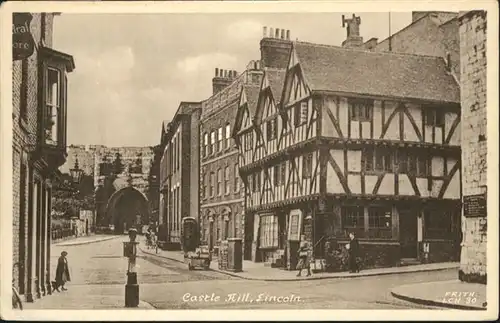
[349,98,373,122]
[424,108,444,127]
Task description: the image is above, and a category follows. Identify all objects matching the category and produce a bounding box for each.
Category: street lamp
[69,157,84,185]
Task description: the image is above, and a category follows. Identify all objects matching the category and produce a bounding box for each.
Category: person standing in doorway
[296,241,312,277]
[347,232,360,273]
[55,251,71,291]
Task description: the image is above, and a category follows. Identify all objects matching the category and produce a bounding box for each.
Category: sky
[53,12,412,147]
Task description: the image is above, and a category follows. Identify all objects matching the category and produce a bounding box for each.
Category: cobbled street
[49,237,456,310]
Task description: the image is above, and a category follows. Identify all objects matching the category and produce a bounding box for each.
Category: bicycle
[12,263,23,310]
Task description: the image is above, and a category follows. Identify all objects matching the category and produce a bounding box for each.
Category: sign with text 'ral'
[13,13,35,61]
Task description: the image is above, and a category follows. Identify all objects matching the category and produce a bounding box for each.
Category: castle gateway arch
[105,186,150,234]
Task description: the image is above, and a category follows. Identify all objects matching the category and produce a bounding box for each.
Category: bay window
[259,214,278,248]
[40,46,74,153]
[45,68,61,145]
[424,209,453,240]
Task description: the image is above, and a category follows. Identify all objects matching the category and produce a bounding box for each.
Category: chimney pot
[215,68,219,77]
[263,26,267,38]
[275,28,280,38]
[286,30,290,40]
[269,27,274,38]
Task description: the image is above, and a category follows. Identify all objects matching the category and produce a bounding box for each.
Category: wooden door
[399,207,418,258]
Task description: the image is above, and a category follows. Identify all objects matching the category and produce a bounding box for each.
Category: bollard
[124,228,139,308]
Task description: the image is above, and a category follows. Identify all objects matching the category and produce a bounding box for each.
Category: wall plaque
[463,193,487,217]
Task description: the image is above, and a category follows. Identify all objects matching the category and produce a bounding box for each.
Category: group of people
[296,232,361,277]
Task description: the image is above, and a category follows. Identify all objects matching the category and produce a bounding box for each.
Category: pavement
[139,245,460,282]
[54,234,121,247]
[391,280,487,310]
[22,284,155,310]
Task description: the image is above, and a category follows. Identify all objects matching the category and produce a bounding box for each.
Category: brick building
[457,10,487,284]
[12,13,75,302]
[233,18,462,270]
[159,102,201,249]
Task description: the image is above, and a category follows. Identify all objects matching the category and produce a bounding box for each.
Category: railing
[51,228,75,242]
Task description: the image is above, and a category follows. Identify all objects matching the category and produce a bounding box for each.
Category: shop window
[259,214,278,248]
[342,206,364,238]
[302,153,313,178]
[424,210,453,240]
[367,206,392,239]
[349,98,373,122]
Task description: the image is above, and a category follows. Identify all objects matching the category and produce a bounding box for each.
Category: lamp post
[69,157,84,186]
[123,228,139,307]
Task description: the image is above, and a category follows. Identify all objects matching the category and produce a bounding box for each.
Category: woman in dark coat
[296,241,312,277]
[347,232,360,273]
[55,251,71,291]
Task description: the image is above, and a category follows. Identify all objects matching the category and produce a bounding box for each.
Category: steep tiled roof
[244,84,261,120]
[266,68,287,104]
[294,42,460,104]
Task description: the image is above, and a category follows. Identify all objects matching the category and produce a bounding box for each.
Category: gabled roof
[231,84,261,137]
[293,42,460,104]
[266,68,287,105]
[254,68,287,124]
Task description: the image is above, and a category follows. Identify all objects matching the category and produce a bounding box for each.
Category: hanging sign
[13,13,35,61]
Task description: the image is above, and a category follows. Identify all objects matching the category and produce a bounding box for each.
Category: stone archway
[105,187,150,234]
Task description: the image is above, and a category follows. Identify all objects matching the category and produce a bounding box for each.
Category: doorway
[399,207,418,259]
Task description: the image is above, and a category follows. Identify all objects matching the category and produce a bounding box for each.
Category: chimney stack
[212,67,233,95]
[341,13,364,48]
[260,25,293,69]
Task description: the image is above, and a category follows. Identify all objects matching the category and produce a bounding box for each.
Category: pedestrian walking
[54,251,71,292]
[296,241,312,277]
[346,232,360,273]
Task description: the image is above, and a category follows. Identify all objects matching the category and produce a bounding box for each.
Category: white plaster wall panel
[331,149,344,176]
[378,174,394,195]
[347,150,362,172]
[350,121,359,139]
[435,127,443,144]
[443,172,460,199]
[384,115,400,140]
[373,100,382,139]
[361,121,371,139]
[431,179,444,197]
[416,178,429,197]
[447,158,457,175]
[338,97,349,137]
[398,174,415,195]
[348,174,362,194]
[432,156,445,177]
[403,114,419,142]
[326,163,344,194]
[424,125,433,143]
[365,175,378,194]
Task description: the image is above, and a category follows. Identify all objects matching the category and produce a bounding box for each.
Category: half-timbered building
[234,41,462,270]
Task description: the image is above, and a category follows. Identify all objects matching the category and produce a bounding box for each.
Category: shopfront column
[40,184,47,295]
[35,181,42,298]
[46,187,52,294]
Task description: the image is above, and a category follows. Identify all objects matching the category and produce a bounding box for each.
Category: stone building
[59,145,154,234]
[158,102,201,249]
[458,10,487,284]
[233,20,462,270]
[12,13,75,302]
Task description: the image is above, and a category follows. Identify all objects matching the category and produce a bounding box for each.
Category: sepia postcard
[0,0,498,321]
